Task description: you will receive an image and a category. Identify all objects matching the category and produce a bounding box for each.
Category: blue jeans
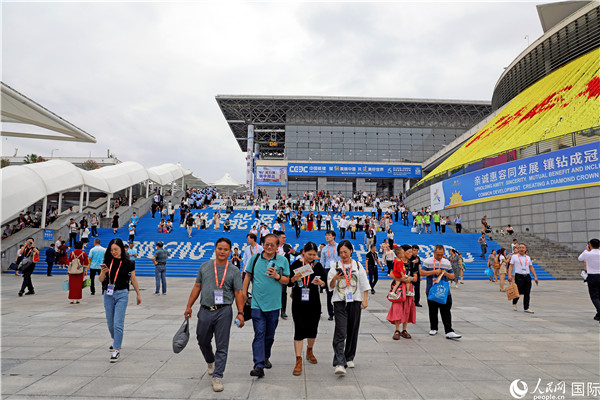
[104,289,129,349]
[251,308,279,368]
[417,224,424,234]
[155,265,166,294]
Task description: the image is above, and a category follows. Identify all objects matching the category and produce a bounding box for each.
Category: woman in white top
[327,240,370,376]
[497,248,508,292]
[387,229,395,248]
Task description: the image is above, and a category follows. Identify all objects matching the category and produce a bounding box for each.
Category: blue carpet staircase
[31,207,554,280]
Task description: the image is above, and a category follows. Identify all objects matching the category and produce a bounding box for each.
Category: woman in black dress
[112,212,119,234]
[288,241,326,376]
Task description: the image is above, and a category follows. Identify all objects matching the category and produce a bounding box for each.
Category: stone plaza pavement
[1,274,599,400]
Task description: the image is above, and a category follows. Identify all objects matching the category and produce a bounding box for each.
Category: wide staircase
[492,232,583,280]
[30,207,555,280]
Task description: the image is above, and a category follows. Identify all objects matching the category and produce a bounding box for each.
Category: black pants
[395,214,398,222]
[46,261,53,276]
[368,267,378,291]
[89,269,100,294]
[435,222,440,232]
[281,284,288,314]
[255,210,259,219]
[441,225,446,233]
[456,223,462,233]
[587,274,600,316]
[386,260,394,274]
[350,230,356,240]
[332,301,362,367]
[513,274,532,310]
[403,218,409,226]
[295,226,301,238]
[325,221,331,231]
[340,228,346,239]
[325,270,334,317]
[19,265,35,294]
[414,277,421,305]
[317,221,322,230]
[69,233,77,247]
[91,226,98,236]
[427,294,454,333]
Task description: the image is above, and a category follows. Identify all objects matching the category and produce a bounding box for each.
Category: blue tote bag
[428,279,450,304]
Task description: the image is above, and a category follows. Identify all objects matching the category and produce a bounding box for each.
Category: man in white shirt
[242,233,263,273]
[421,245,461,339]
[321,230,340,321]
[338,216,348,239]
[508,244,539,313]
[578,238,600,321]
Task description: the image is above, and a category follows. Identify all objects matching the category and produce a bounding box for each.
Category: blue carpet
[31,208,554,280]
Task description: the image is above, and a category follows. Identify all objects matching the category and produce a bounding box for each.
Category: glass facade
[284,125,465,163]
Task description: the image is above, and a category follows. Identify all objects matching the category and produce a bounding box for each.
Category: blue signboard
[43,229,54,241]
[288,163,421,178]
[256,166,287,187]
[430,142,600,210]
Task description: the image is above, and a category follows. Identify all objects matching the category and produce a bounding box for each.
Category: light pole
[51,148,59,158]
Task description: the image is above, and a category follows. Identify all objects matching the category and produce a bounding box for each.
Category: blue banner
[288,162,421,178]
[43,229,54,241]
[256,166,287,187]
[430,142,600,210]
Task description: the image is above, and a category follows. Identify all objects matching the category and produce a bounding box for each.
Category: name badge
[301,288,310,301]
[345,287,354,302]
[214,289,224,305]
[106,284,115,296]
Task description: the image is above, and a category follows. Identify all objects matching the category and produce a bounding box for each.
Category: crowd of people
[7,186,599,395]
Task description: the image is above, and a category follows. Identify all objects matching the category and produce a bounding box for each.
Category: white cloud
[2,1,551,183]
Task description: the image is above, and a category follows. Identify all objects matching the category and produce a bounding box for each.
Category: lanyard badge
[106,260,122,296]
[214,260,228,305]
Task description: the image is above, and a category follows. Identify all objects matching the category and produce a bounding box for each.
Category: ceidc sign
[287,163,422,178]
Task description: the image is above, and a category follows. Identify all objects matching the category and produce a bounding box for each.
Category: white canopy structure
[211,173,246,195]
[1,160,193,226]
[1,82,96,143]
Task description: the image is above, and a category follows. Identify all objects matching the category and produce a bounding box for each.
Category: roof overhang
[1,82,96,143]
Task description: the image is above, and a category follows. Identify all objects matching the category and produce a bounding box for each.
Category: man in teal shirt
[243,234,290,378]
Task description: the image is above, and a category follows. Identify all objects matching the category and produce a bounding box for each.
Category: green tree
[1,158,10,168]
[23,154,47,164]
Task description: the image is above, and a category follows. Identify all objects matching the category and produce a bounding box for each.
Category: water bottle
[235,318,241,327]
[266,260,275,276]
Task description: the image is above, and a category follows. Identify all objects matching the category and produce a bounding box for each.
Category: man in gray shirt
[152,242,170,295]
[184,237,245,393]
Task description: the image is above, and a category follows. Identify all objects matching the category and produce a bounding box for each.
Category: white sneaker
[445,332,462,339]
[513,304,517,311]
[524,309,534,314]
[110,350,120,363]
[207,362,215,375]
[347,361,355,368]
[334,365,346,375]
[429,330,437,336]
[211,377,224,392]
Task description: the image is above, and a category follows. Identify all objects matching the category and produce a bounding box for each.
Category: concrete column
[146,180,150,198]
[317,177,327,192]
[246,124,254,190]
[106,194,112,219]
[41,197,48,229]
[129,186,133,206]
[160,186,164,195]
[393,178,403,197]
[85,188,90,207]
[57,192,63,214]
[79,185,85,212]
[181,176,185,192]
